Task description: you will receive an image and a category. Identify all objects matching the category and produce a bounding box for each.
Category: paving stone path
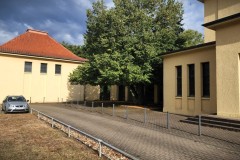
[32,104,240,160]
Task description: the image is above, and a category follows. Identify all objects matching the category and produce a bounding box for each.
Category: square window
[40,63,47,73]
[24,62,32,72]
[55,64,61,74]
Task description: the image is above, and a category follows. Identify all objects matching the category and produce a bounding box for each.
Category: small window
[40,63,47,73]
[202,62,210,97]
[188,64,195,97]
[176,66,182,97]
[55,64,61,74]
[24,62,32,72]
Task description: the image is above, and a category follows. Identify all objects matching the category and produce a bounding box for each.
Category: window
[188,64,195,97]
[176,66,182,97]
[40,63,47,73]
[55,64,61,74]
[202,62,210,97]
[24,62,32,72]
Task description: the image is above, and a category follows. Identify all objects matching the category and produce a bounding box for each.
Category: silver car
[2,96,30,113]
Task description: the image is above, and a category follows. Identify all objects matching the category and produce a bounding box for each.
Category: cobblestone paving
[32,104,240,160]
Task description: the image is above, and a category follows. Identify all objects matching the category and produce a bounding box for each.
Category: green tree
[69,0,201,104]
[179,29,204,47]
[61,41,89,59]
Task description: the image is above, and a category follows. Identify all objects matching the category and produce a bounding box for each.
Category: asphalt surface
[31,104,240,160]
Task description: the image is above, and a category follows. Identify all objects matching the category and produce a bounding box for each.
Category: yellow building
[163,0,240,117]
[0,29,99,103]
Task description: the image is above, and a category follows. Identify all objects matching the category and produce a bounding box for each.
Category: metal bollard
[30,108,33,114]
[84,101,86,106]
[167,112,170,129]
[68,126,71,137]
[144,108,147,124]
[125,105,128,119]
[51,118,54,128]
[112,104,115,116]
[101,103,103,114]
[198,115,201,136]
[98,139,102,157]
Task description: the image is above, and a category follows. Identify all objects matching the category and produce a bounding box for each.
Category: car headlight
[10,104,15,107]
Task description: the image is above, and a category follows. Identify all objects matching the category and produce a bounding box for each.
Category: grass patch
[0,113,104,160]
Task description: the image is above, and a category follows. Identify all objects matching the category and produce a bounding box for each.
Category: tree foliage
[179,29,204,48]
[61,41,89,59]
[69,0,203,103]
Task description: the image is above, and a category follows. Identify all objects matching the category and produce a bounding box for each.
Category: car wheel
[4,107,7,114]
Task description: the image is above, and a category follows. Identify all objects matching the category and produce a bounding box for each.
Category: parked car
[2,96,30,113]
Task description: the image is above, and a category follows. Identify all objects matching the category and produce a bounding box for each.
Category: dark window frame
[188,64,195,97]
[55,64,61,74]
[40,63,47,73]
[202,62,210,97]
[24,61,32,73]
[176,66,182,97]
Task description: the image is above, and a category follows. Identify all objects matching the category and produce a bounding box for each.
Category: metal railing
[31,108,138,160]
[64,101,240,145]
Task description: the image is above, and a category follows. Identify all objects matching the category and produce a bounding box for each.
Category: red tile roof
[0,29,87,62]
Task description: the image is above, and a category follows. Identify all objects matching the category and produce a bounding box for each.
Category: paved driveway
[31,104,240,160]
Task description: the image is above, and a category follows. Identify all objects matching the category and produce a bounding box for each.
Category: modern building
[0,29,99,103]
[163,0,240,117]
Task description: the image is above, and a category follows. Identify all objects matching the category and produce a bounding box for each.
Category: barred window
[55,64,61,74]
[188,64,195,97]
[202,62,210,97]
[40,63,47,73]
[176,66,182,97]
[24,62,32,72]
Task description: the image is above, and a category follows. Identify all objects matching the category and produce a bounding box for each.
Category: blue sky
[0,0,204,45]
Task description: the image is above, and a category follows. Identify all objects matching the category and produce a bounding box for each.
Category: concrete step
[180,116,240,132]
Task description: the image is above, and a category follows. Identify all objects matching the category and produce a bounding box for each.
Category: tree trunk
[129,84,144,104]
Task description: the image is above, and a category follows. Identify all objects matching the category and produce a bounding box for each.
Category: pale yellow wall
[203,0,240,43]
[163,46,216,115]
[204,0,217,42]
[85,84,100,101]
[110,85,118,101]
[217,0,240,19]
[0,53,99,103]
[215,22,240,117]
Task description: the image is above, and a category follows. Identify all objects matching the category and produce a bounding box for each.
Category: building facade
[163,0,240,117]
[0,29,99,103]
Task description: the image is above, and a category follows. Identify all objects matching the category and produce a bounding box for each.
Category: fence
[31,108,138,160]
[64,101,240,146]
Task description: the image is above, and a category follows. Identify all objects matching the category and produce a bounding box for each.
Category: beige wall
[110,85,118,101]
[0,53,99,103]
[163,46,216,115]
[203,0,240,43]
[217,0,240,19]
[215,22,240,117]
[204,0,217,42]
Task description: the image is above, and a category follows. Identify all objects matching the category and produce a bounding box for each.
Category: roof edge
[26,29,48,35]
[202,12,240,29]
[0,50,86,64]
[161,41,216,57]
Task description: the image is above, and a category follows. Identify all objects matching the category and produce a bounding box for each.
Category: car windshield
[8,96,26,102]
